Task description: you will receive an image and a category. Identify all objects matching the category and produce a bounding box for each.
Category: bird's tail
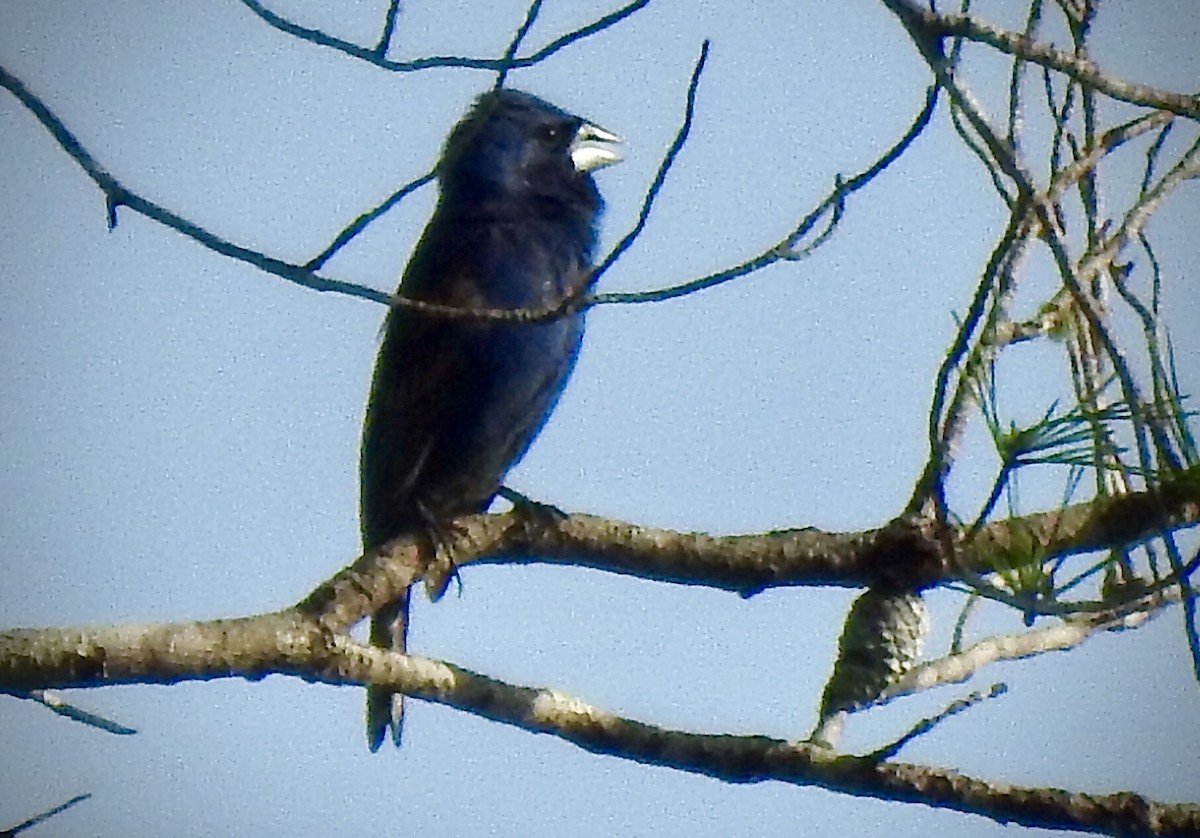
[367,587,411,750]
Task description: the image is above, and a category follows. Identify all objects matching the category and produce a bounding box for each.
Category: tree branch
[1,617,1195,835]
[0,62,390,306]
[594,84,940,305]
[287,465,1200,642]
[887,590,1175,700]
[880,0,1200,120]
[0,53,944,328]
[236,0,651,74]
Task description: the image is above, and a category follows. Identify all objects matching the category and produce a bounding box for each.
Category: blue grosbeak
[360,89,620,750]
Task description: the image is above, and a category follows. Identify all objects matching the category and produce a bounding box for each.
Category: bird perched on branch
[359,89,621,750]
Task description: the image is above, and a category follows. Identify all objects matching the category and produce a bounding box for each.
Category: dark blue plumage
[359,89,620,750]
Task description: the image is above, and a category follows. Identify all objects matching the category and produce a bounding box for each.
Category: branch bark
[2,613,1196,836]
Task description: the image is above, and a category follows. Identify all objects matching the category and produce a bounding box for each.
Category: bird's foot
[424,551,463,602]
[414,504,466,603]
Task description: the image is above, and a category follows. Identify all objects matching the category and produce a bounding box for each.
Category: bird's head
[438,89,621,219]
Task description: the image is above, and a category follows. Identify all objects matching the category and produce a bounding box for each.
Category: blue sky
[2,2,1198,836]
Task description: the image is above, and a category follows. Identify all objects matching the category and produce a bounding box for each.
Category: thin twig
[373,0,402,57]
[236,0,651,74]
[306,169,436,271]
[0,62,390,305]
[495,0,545,89]
[594,85,940,306]
[1,794,91,837]
[882,0,1200,120]
[869,683,1006,761]
[589,40,710,286]
[5,689,137,735]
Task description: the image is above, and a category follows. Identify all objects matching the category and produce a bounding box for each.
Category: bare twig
[236,0,652,74]
[907,209,1031,518]
[495,0,545,89]
[594,85,940,305]
[4,689,137,735]
[590,39,710,286]
[0,50,939,323]
[0,62,390,306]
[373,0,402,57]
[1,794,91,837]
[881,0,1200,120]
[305,169,436,271]
[869,683,1006,761]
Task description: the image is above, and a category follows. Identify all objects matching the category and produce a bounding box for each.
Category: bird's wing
[360,298,478,544]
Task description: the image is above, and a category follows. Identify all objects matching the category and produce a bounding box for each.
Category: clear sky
[2,2,1198,836]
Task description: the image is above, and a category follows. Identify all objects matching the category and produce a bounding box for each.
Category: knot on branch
[866,514,953,591]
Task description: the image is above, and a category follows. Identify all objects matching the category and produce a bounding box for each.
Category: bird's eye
[537,124,563,146]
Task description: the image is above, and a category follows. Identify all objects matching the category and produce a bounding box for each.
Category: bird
[359,88,621,751]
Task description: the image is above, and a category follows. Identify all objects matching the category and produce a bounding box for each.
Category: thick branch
[1,619,1195,835]
[292,466,1200,638]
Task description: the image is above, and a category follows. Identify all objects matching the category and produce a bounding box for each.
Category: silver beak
[570,122,623,172]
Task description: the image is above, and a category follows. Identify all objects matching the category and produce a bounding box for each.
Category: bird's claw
[417,511,466,602]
